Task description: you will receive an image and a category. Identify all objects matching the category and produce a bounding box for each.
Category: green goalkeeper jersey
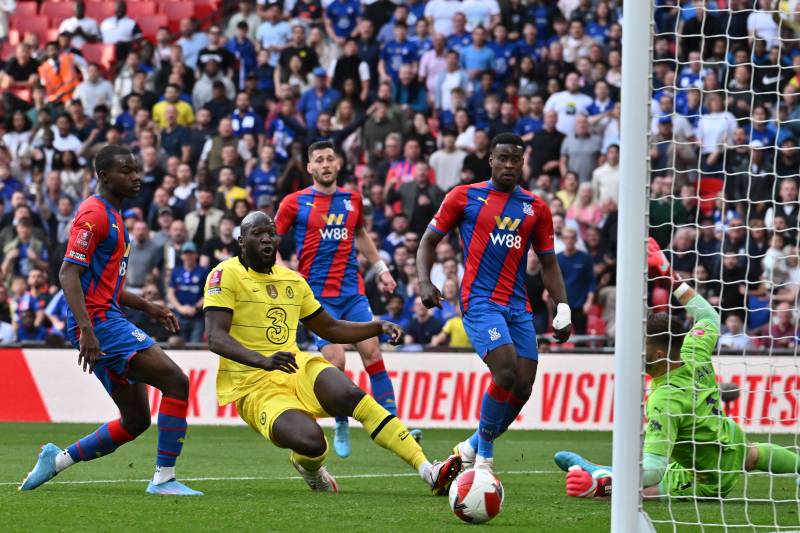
[643,295,744,477]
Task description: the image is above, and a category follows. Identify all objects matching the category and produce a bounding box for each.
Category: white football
[448,468,504,524]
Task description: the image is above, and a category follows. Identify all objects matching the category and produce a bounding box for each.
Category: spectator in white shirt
[460,0,500,32]
[58,0,100,49]
[177,19,210,71]
[429,129,466,191]
[100,1,142,46]
[73,63,114,115]
[697,92,736,172]
[718,314,752,350]
[544,72,593,135]
[51,114,82,154]
[226,0,261,42]
[424,0,460,36]
[747,0,780,48]
[591,143,620,204]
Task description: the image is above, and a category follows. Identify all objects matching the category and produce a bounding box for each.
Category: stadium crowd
[0,0,797,349]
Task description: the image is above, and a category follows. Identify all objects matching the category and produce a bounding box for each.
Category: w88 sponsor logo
[489,233,523,249]
[490,216,523,249]
[319,227,349,240]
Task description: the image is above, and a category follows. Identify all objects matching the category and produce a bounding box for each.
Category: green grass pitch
[2,424,799,532]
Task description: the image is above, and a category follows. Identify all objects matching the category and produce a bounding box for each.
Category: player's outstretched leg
[748,443,800,476]
[272,410,338,492]
[127,345,202,496]
[553,451,612,476]
[313,366,461,495]
[20,375,152,491]
[320,343,352,459]
[356,337,422,442]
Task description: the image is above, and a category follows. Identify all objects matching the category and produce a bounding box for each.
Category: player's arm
[355,226,395,293]
[303,307,403,345]
[205,309,299,373]
[417,186,465,308]
[59,261,100,373]
[120,289,180,333]
[417,227,445,308]
[534,201,572,343]
[540,253,571,342]
[647,237,720,329]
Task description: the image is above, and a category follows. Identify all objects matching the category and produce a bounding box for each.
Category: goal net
[615,1,800,531]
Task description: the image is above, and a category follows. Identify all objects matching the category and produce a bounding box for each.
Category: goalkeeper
[554,238,800,499]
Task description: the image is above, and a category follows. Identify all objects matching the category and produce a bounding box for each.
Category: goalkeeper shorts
[235,352,334,442]
[662,428,748,498]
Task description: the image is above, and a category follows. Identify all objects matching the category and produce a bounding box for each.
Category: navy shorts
[68,316,156,394]
[313,294,374,349]
[463,300,539,361]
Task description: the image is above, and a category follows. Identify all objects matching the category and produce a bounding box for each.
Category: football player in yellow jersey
[203,211,462,493]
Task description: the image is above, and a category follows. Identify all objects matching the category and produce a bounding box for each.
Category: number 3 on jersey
[265,308,289,344]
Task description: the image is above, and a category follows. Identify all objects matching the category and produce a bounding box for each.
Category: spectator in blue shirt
[393,64,428,114]
[379,22,419,82]
[746,105,777,147]
[231,92,262,138]
[167,242,208,343]
[44,289,68,337]
[378,294,410,342]
[488,24,517,83]
[446,12,472,53]
[325,0,361,45]
[461,26,495,82]
[378,4,411,44]
[226,21,257,89]
[297,68,341,130]
[248,145,279,206]
[556,227,596,335]
[17,309,48,342]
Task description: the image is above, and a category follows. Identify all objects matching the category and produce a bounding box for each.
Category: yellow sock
[290,437,329,472]
[353,395,427,470]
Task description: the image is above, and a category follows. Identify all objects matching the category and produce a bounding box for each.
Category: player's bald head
[240,211,273,237]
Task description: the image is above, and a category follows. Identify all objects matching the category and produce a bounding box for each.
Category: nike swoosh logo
[763,76,779,84]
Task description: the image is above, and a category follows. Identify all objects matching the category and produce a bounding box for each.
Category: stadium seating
[127,2,158,21]
[15,2,38,18]
[41,2,77,25]
[138,15,168,42]
[160,2,194,33]
[84,2,115,22]
[11,15,50,43]
[81,43,116,72]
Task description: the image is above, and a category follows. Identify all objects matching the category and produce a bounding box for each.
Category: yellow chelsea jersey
[203,257,323,404]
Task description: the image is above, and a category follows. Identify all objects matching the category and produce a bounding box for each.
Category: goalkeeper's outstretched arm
[647,237,721,330]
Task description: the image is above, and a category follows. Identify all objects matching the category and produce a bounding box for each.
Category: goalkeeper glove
[647,237,682,285]
[565,466,612,498]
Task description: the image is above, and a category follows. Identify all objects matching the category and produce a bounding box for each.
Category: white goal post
[614,1,800,532]
[612,0,652,531]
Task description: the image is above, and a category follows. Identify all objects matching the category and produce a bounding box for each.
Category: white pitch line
[2,470,559,487]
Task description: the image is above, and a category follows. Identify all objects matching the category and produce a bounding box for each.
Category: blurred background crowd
[0,0,796,350]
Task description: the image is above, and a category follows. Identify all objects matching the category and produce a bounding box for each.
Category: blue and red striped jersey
[63,195,131,326]
[275,186,365,298]
[428,181,554,312]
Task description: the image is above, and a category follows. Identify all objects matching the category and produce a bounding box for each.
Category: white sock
[152,466,176,485]
[475,456,494,470]
[418,461,433,487]
[460,440,476,460]
[55,450,75,473]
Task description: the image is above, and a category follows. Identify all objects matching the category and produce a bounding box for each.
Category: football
[448,469,504,524]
